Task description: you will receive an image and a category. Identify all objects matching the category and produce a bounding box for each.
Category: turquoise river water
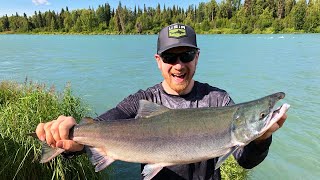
[0,34,319,179]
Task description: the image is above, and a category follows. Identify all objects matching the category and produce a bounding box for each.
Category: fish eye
[259,113,266,120]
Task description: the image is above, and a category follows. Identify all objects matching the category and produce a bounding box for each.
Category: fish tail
[27,132,65,163]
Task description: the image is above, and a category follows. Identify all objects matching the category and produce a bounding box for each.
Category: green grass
[0,80,105,180]
[221,156,249,180]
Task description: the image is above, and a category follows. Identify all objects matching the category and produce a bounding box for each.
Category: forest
[0,0,319,34]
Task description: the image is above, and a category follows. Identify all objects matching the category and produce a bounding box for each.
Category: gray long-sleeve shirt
[95,81,272,180]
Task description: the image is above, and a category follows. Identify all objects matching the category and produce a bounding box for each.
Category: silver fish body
[37,92,290,180]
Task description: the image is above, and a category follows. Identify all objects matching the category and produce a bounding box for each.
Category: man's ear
[195,52,200,66]
[155,54,162,69]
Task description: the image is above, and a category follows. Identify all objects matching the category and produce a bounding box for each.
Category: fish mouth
[261,103,290,133]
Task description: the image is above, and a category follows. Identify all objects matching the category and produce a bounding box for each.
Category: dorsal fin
[79,117,95,124]
[136,100,170,119]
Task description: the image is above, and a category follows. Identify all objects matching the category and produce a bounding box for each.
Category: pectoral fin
[142,163,174,180]
[86,146,115,172]
[40,142,65,163]
[27,133,65,163]
[215,145,240,170]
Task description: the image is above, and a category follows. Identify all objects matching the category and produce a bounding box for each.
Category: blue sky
[0,0,209,17]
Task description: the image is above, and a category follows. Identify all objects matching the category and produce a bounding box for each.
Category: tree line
[0,0,320,34]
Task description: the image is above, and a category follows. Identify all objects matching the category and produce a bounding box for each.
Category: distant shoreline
[1,1,320,35]
[0,28,310,35]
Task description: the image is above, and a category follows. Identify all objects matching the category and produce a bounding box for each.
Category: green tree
[58,8,65,30]
[254,0,266,16]
[256,7,274,30]
[2,15,10,31]
[291,0,307,30]
[63,11,73,32]
[273,18,284,32]
[235,7,249,29]
[79,9,98,32]
[285,0,296,17]
[22,13,32,31]
[105,3,111,27]
[115,2,126,33]
[207,0,218,21]
[73,17,82,32]
[96,5,107,25]
[219,0,233,19]
[50,16,58,30]
[9,16,20,31]
[39,11,44,28]
[201,19,211,31]
[304,0,320,32]
[197,3,206,22]
[277,0,285,18]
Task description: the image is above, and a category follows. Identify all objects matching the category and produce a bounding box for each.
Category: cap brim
[158,43,198,54]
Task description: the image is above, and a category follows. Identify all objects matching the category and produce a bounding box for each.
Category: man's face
[155,46,199,95]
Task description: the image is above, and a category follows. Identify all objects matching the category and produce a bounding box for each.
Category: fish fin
[136,100,170,119]
[142,164,165,180]
[215,145,240,170]
[27,133,65,163]
[86,146,114,172]
[79,117,95,125]
[40,142,65,163]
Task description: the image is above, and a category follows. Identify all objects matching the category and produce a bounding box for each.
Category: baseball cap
[157,23,198,54]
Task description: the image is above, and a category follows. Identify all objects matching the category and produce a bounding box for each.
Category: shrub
[0,80,104,180]
[221,156,249,180]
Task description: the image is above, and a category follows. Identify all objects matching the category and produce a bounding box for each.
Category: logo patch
[168,24,187,38]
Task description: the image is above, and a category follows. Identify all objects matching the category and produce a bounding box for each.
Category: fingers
[277,113,287,128]
[50,120,61,143]
[268,113,287,134]
[56,140,84,152]
[268,123,280,133]
[44,121,55,146]
[58,116,77,140]
[36,115,77,149]
[36,123,46,141]
[255,113,288,143]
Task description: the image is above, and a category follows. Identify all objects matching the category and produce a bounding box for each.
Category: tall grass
[0,80,104,180]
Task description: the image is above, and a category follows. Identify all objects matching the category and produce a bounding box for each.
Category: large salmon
[33,92,290,180]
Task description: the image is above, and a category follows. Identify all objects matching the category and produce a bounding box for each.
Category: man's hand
[36,115,84,152]
[254,113,287,144]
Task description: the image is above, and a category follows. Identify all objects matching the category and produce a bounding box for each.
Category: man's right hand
[36,115,84,152]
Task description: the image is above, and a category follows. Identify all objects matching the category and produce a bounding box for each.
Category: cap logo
[168,24,187,38]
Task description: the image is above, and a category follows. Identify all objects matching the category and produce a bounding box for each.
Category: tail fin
[27,133,65,163]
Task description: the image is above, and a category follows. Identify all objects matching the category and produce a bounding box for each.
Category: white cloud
[32,0,51,6]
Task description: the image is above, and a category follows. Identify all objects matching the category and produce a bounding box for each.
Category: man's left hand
[254,113,287,144]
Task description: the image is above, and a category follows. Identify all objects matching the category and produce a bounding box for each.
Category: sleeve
[228,93,273,169]
[233,136,272,169]
[96,89,150,121]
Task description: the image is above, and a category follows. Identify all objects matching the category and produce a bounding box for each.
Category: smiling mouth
[171,73,186,83]
[172,73,186,78]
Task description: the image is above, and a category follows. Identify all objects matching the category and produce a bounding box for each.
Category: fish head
[231,92,289,145]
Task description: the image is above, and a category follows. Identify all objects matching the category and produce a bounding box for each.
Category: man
[36,23,287,180]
